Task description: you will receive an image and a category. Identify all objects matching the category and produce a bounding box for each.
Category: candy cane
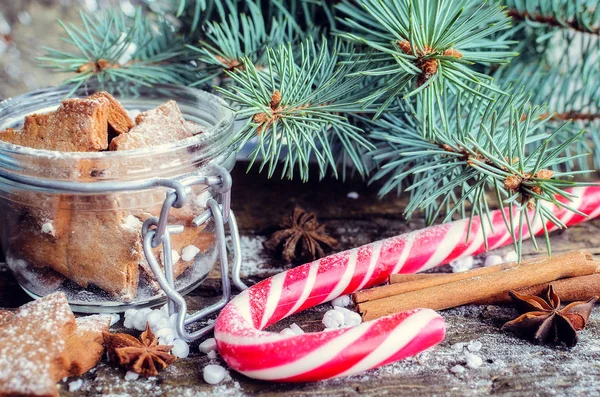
[215,186,600,382]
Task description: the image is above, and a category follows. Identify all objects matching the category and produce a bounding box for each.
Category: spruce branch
[188,0,293,84]
[495,30,600,170]
[335,0,518,132]
[368,90,593,257]
[506,0,600,35]
[38,8,199,93]
[216,37,376,181]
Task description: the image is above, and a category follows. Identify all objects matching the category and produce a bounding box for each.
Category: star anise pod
[264,206,338,263]
[103,324,177,377]
[501,285,597,347]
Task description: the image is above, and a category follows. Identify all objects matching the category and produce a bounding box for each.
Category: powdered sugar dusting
[0,292,75,396]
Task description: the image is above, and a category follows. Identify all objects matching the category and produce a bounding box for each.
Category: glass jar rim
[0,83,235,161]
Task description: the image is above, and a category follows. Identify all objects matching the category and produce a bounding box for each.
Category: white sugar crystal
[289,323,305,335]
[465,352,483,369]
[124,371,139,381]
[147,310,164,331]
[171,339,190,358]
[451,342,465,351]
[41,222,55,236]
[155,317,171,332]
[504,250,518,263]
[467,341,482,352]
[122,214,142,230]
[156,328,176,345]
[331,295,351,307]
[203,364,228,385]
[450,256,474,273]
[333,306,362,327]
[279,328,296,337]
[194,191,211,208]
[133,309,151,331]
[182,245,201,262]
[123,309,137,328]
[322,310,345,329]
[207,350,217,359]
[346,191,359,199]
[68,379,83,392]
[484,254,503,267]
[169,313,179,328]
[164,250,180,264]
[199,337,217,353]
[450,365,466,374]
[107,313,120,327]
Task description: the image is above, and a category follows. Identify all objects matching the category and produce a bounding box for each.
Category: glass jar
[0,83,238,314]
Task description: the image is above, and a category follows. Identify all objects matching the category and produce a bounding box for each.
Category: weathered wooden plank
[2,166,600,396]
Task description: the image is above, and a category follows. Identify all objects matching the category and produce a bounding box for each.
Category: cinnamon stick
[357,251,597,321]
[475,273,600,305]
[354,262,518,303]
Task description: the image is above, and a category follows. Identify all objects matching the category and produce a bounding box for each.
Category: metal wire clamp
[141,164,247,342]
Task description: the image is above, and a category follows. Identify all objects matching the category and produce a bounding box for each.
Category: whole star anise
[264,206,338,263]
[502,285,597,347]
[103,324,176,377]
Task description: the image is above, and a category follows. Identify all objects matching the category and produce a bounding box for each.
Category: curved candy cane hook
[215,186,600,382]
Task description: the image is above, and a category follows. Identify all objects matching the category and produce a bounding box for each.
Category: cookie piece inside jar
[1,96,110,152]
[109,100,199,151]
[8,194,142,301]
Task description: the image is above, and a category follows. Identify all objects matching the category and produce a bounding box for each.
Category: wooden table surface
[2,165,600,396]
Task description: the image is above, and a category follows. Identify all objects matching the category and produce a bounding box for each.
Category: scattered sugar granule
[123,309,137,328]
[68,379,83,392]
[41,222,55,236]
[171,339,190,358]
[182,245,201,262]
[164,250,180,264]
[124,371,139,381]
[156,328,176,345]
[450,365,466,374]
[450,256,474,273]
[331,295,351,307]
[467,341,482,352]
[322,310,345,329]
[279,328,296,337]
[289,323,305,335]
[465,352,483,369]
[504,250,518,263]
[106,313,120,327]
[451,342,465,351]
[194,191,211,208]
[203,364,228,385]
[207,350,217,359]
[154,317,171,332]
[347,192,359,199]
[484,254,503,267]
[169,313,179,329]
[199,337,217,353]
[121,214,142,231]
[333,306,362,327]
[132,309,152,331]
[146,310,164,331]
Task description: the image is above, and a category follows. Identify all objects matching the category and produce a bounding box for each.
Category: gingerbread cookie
[0,96,111,152]
[88,92,133,135]
[61,315,111,378]
[10,197,142,300]
[0,293,76,397]
[109,100,193,151]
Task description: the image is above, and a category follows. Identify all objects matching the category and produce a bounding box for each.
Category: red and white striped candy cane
[215,186,600,382]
